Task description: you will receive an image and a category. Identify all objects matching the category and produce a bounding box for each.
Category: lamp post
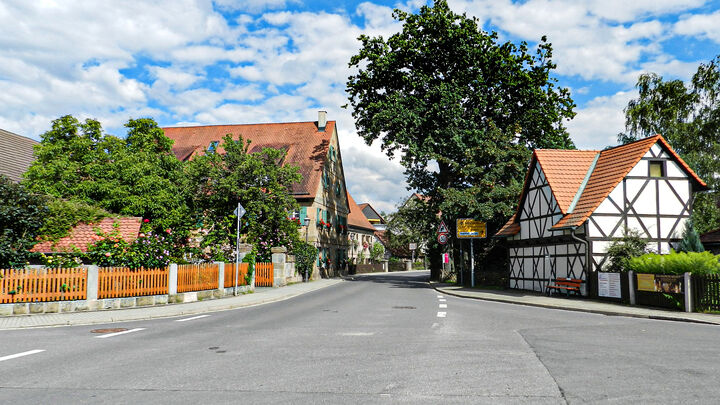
[303,217,310,281]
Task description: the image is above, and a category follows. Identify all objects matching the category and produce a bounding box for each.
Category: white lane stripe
[437,312,447,318]
[439,303,447,308]
[95,328,145,339]
[0,349,45,362]
[439,298,447,302]
[436,295,443,298]
[176,315,210,322]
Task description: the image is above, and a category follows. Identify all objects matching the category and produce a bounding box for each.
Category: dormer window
[649,161,664,178]
[207,141,219,154]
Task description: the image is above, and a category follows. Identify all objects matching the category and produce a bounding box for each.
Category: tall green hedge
[626,250,720,275]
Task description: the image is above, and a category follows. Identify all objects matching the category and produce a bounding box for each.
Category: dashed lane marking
[439,303,447,308]
[437,295,443,298]
[439,298,447,302]
[0,349,45,362]
[437,312,447,318]
[95,328,145,339]
[176,315,210,322]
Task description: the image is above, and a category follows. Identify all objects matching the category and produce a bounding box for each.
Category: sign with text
[598,272,622,298]
[437,233,448,245]
[409,243,417,250]
[636,273,656,291]
[456,219,486,239]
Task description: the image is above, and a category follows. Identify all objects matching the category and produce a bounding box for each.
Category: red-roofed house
[495,135,707,295]
[163,112,350,278]
[346,192,376,263]
[31,217,142,253]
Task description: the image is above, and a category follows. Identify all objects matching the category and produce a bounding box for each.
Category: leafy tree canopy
[24,116,189,234]
[185,134,303,261]
[621,55,720,233]
[346,0,575,278]
[0,176,48,268]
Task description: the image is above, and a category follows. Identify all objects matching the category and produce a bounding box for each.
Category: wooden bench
[546,277,583,297]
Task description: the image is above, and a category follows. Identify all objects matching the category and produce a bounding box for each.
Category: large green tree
[185,134,302,261]
[24,116,189,234]
[621,56,720,233]
[0,176,48,268]
[346,0,575,280]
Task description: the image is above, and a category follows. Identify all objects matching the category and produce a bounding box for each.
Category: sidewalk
[0,279,343,330]
[432,283,720,326]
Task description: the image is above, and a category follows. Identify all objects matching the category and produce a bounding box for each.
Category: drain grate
[91,328,128,333]
[392,306,416,309]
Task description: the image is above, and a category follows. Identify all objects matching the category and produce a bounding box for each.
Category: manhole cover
[392,306,416,309]
[91,328,128,333]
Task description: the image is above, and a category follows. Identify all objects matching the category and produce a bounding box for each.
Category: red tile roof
[347,192,375,232]
[31,217,142,253]
[163,121,335,197]
[495,135,707,237]
[535,149,600,212]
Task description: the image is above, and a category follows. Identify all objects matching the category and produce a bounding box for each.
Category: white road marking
[437,312,446,318]
[431,322,439,328]
[95,328,145,339]
[339,332,375,336]
[0,349,45,362]
[439,303,447,308]
[176,315,210,322]
[436,295,443,298]
[439,298,447,302]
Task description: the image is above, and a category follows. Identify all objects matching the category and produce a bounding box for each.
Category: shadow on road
[347,271,430,289]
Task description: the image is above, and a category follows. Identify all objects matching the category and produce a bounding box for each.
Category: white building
[495,135,707,295]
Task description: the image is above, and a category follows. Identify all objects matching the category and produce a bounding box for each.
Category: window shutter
[316,208,321,224]
[299,207,306,224]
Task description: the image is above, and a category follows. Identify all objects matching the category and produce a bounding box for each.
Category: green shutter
[323,210,327,223]
[316,208,321,225]
[299,207,306,224]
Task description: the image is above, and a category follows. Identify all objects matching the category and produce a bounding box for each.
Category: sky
[1,0,719,213]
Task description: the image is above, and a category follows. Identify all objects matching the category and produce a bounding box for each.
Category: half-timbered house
[495,135,707,295]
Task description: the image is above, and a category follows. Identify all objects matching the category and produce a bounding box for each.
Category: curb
[430,283,720,326]
[0,279,344,330]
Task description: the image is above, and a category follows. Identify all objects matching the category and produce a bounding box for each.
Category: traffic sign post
[456,219,486,288]
[234,203,246,296]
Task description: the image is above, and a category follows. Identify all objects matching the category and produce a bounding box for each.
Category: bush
[87,222,174,269]
[0,176,48,268]
[677,219,704,253]
[293,240,317,280]
[604,228,648,272]
[626,250,720,275]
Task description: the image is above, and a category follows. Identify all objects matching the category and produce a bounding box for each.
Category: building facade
[0,128,37,182]
[163,111,351,278]
[495,135,706,295]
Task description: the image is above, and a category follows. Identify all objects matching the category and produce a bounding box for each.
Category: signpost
[409,243,417,265]
[456,219,487,288]
[233,203,246,296]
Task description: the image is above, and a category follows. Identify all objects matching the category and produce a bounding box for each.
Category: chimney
[318,110,327,132]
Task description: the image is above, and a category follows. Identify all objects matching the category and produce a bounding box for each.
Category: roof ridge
[163,121,336,130]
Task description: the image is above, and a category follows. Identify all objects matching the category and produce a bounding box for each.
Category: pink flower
[165,229,171,234]
[143,219,150,223]
[104,252,112,257]
[139,233,145,238]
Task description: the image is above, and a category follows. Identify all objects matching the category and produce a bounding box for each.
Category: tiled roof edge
[567,152,601,213]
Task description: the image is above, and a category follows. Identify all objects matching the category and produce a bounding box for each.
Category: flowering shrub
[38,252,83,268]
[87,221,174,268]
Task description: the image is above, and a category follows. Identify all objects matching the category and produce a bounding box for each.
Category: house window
[649,161,664,178]
[207,141,219,153]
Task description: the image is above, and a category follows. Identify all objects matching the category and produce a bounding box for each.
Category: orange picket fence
[98,267,169,298]
[177,263,219,292]
[224,262,249,288]
[255,262,273,287]
[0,268,87,303]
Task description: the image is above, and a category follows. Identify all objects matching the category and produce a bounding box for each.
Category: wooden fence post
[168,263,178,295]
[87,265,99,301]
[684,272,692,313]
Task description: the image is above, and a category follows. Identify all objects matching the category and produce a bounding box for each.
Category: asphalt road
[1,270,719,404]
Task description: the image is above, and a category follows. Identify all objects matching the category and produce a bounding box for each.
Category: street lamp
[303,217,311,282]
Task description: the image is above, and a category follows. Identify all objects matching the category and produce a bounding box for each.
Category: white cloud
[674,10,720,43]
[214,0,295,14]
[566,91,636,150]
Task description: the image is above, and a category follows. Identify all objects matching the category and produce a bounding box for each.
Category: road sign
[409,243,417,250]
[456,218,486,238]
[437,233,448,245]
[234,203,246,219]
[442,253,450,264]
[438,220,449,234]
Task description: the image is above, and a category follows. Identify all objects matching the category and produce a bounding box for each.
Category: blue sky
[1,0,719,212]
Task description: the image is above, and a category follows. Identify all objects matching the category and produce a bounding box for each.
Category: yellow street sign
[456,219,486,239]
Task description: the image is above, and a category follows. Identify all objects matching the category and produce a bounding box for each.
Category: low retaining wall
[0,285,253,316]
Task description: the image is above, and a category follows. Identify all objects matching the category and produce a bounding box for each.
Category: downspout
[570,226,591,296]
